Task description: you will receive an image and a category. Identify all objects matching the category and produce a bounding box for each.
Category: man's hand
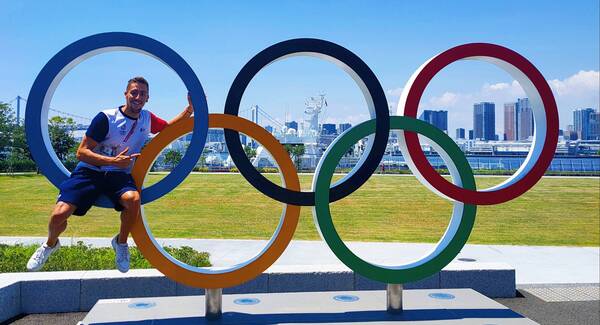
[111,147,141,169]
[185,93,194,115]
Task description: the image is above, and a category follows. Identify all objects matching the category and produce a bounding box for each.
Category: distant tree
[0,102,14,158]
[0,104,79,172]
[198,152,207,168]
[8,124,31,160]
[164,149,182,170]
[244,145,256,159]
[48,116,78,164]
[284,144,305,169]
[0,102,39,172]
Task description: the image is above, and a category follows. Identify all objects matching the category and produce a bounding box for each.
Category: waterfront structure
[419,109,448,133]
[207,129,225,143]
[250,105,259,125]
[249,105,260,148]
[285,121,298,131]
[152,96,599,173]
[473,102,495,141]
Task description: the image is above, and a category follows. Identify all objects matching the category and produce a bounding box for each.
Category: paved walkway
[1,236,598,285]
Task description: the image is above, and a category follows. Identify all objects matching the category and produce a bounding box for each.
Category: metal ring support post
[387,284,403,313]
[205,288,222,320]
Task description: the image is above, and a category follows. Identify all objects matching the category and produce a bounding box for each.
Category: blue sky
[1,1,598,134]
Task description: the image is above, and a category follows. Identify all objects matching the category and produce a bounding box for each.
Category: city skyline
[265,100,599,142]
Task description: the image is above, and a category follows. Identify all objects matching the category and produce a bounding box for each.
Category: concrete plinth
[81,289,536,324]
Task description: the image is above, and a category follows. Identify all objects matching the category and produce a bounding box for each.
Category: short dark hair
[126,76,149,91]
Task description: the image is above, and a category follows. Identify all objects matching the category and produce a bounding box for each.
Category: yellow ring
[130,114,301,288]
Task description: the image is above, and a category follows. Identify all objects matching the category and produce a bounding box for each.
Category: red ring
[402,43,558,205]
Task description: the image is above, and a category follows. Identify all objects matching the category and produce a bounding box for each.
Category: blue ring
[25,32,208,207]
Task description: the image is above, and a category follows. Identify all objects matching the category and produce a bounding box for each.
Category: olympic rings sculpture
[25,32,558,289]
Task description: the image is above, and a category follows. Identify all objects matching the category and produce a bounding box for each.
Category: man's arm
[76,136,139,169]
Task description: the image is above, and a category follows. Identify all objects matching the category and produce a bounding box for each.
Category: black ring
[224,38,390,206]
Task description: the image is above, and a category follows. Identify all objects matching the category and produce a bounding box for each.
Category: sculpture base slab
[81,288,535,324]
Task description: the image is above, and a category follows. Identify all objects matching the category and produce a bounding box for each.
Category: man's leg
[110,190,139,273]
[47,201,77,247]
[117,190,140,244]
[27,201,77,271]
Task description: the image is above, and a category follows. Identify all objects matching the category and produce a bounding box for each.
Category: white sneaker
[111,234,130,273]
[27,240,61,272]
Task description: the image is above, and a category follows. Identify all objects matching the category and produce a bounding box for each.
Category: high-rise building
[419,110,448,133]
[473,102,495,141]
[504,103,517,141]
[565,124,578,140]
[516,98,534,140]
[591,111,600,140]
[574,108,599,140]
[321,123,337,135]
[505,98,534,141]
[456,128,465,140]
[285,121,298,131]
[338,123,352,134]
[468,130,474,140]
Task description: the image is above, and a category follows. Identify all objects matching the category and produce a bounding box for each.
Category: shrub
[0,241,210,273]
[0,159,37,172]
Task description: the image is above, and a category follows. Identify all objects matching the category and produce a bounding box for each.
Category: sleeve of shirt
[85,112,108,142]
[150,112,168,134]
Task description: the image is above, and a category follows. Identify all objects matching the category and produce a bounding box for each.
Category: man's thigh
[57,168,103,216]
[103,172,138,212]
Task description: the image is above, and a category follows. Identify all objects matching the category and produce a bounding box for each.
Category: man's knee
[51,202,75,222]
[120,191,140,211]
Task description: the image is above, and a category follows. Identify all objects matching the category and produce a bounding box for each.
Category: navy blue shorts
[57,167,137,216]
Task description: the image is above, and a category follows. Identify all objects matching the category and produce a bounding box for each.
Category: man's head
[124,77,149,115]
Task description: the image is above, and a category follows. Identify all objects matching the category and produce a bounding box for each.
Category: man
[27,76,194,273]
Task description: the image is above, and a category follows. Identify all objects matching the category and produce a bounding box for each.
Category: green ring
[313,116,477,284]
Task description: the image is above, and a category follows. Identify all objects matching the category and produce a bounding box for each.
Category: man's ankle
[117,234,128,245]
[46,239,58,248]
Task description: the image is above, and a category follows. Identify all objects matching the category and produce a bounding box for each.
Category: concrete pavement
[1,236,597,285]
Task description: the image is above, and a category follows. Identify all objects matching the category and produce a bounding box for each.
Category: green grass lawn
[0,173,598,246]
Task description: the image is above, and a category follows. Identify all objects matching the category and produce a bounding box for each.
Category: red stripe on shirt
[150,112,168,134]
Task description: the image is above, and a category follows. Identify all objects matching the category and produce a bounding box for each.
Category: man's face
[124,82,149,113]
